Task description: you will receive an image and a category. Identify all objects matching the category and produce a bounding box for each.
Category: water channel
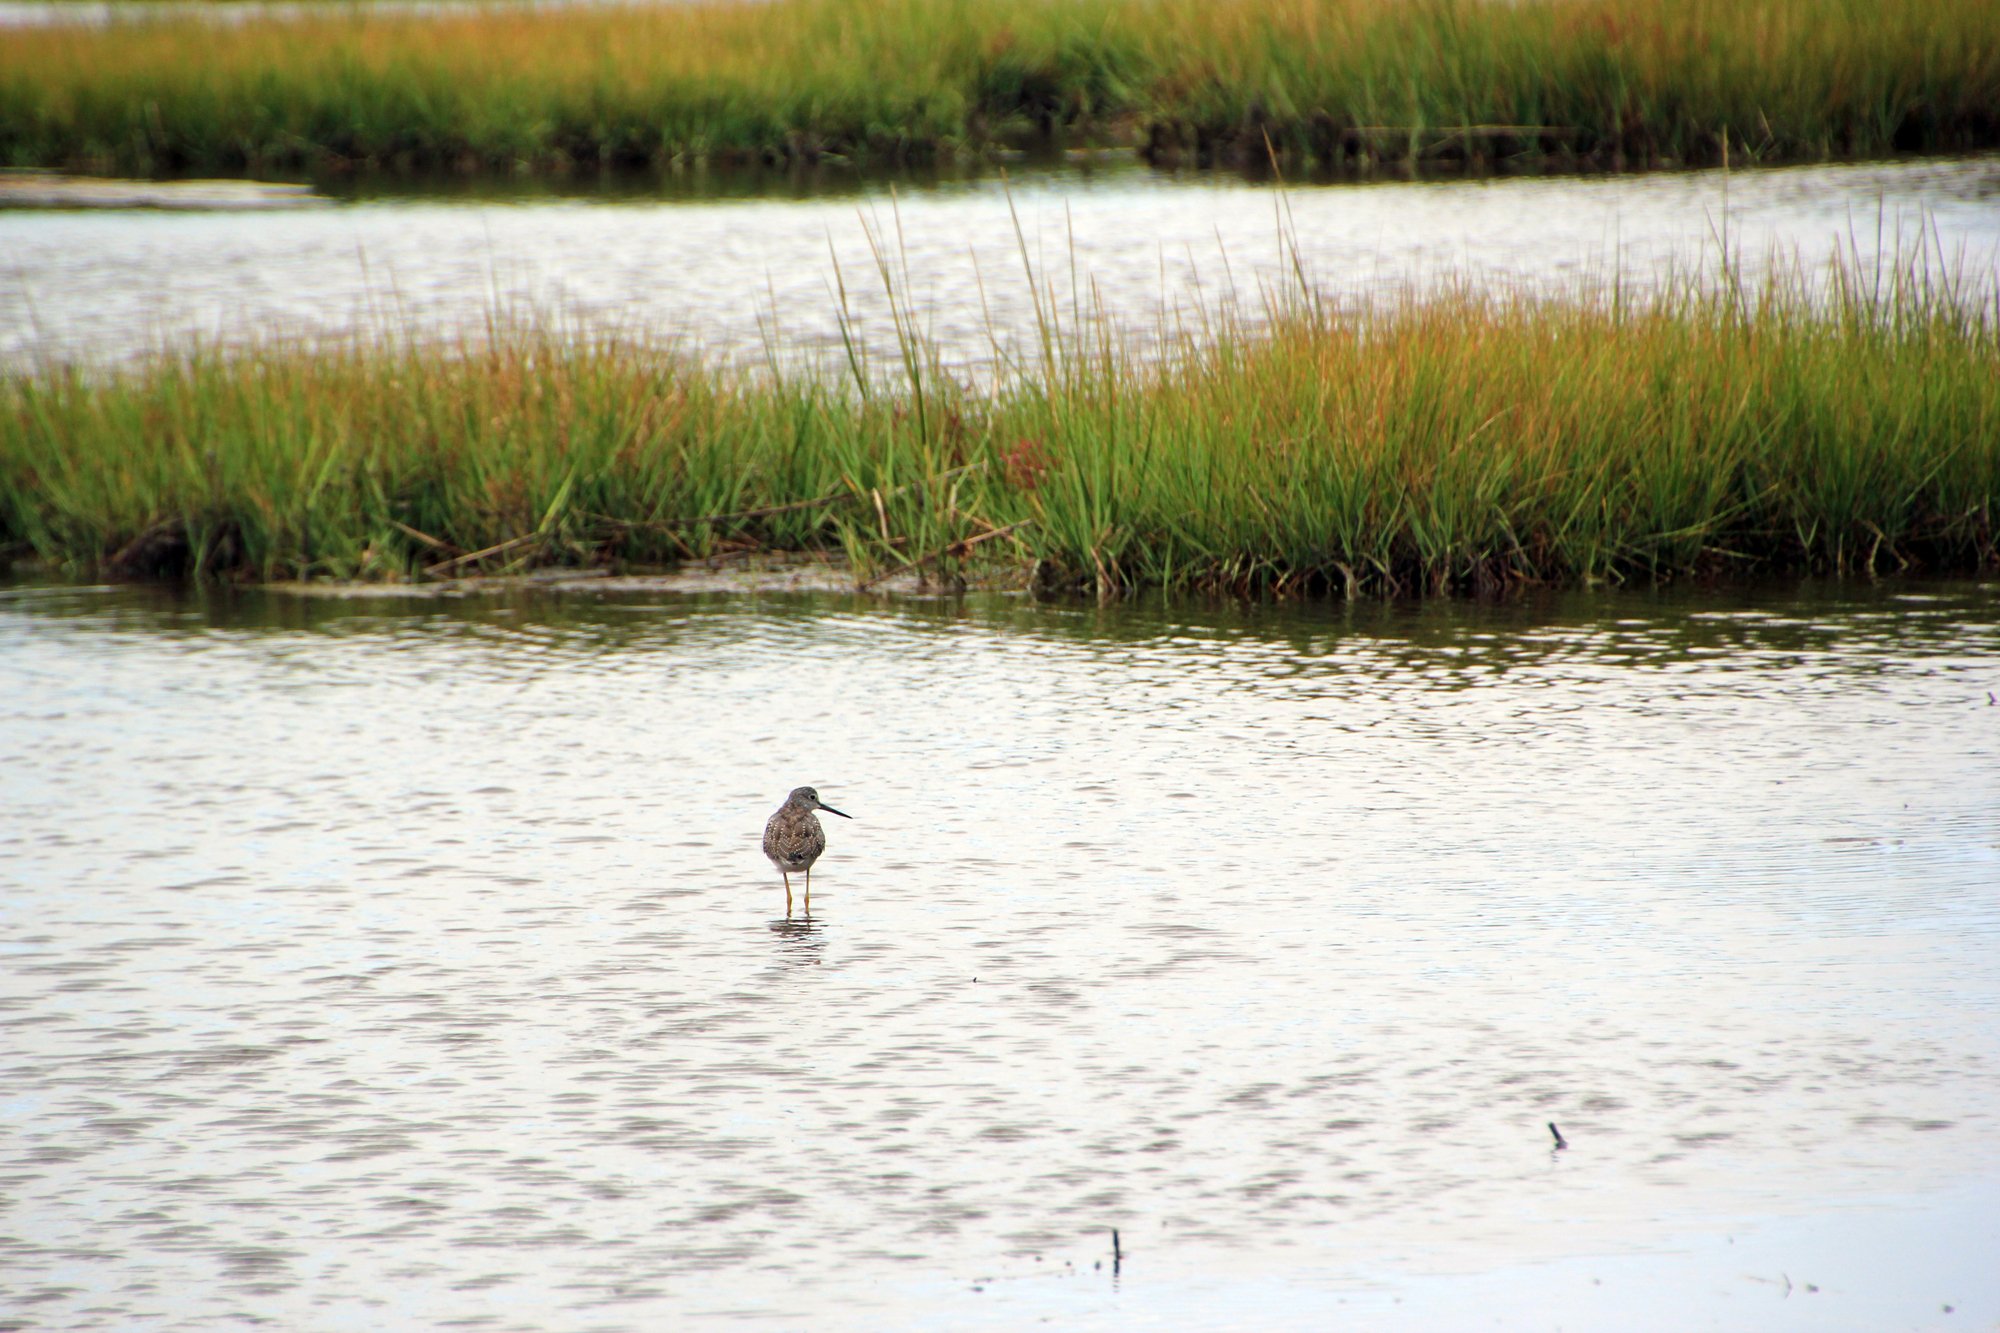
[3,574,1997,1329]
[7,153,1999,372]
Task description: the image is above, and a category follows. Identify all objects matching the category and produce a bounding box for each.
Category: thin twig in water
[386,518,455,552]
[595,489,852,531]
[856,520,1032,590]
[424,532,537,575]
[1347,123,1578,139]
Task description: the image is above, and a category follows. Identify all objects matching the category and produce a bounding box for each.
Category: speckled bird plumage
[764,789,828,874]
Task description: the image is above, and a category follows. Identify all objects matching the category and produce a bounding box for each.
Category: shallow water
[6,154,1997,371]
[2,575,1997,1329]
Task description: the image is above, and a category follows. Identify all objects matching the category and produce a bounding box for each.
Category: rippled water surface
[7,154,1998,370]
[3,577,1998,1329]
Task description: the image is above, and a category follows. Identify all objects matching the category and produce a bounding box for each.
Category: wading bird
[762,786,851,917]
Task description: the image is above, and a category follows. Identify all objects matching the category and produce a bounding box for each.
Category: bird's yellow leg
[783,872,792,918]
[803,868,811,917]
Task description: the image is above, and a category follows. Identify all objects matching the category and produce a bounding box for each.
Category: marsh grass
[2,0,1997,176]
[4,230,1995,596]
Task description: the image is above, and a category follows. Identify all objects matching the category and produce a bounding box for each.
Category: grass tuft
[3,239,1996,597]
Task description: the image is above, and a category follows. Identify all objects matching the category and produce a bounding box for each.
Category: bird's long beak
[817,802,853,819]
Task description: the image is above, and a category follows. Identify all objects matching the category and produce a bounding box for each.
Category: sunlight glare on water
[2,577,1998,1329]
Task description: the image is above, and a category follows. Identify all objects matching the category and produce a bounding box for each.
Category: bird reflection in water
[769,915,826,966]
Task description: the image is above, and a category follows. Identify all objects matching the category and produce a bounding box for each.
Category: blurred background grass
[2,0,1996,177]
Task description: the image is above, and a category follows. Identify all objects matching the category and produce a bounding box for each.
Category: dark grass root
[1138,116,2000,177]
[81,530,1978,599]
[1026,534,2000,603]
[104,517,245,581]
[113,133,1020,184]
[54,113,2000,184]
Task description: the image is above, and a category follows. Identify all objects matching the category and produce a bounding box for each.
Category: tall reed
[2,247,1995,595]
[2,0,1997,176]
